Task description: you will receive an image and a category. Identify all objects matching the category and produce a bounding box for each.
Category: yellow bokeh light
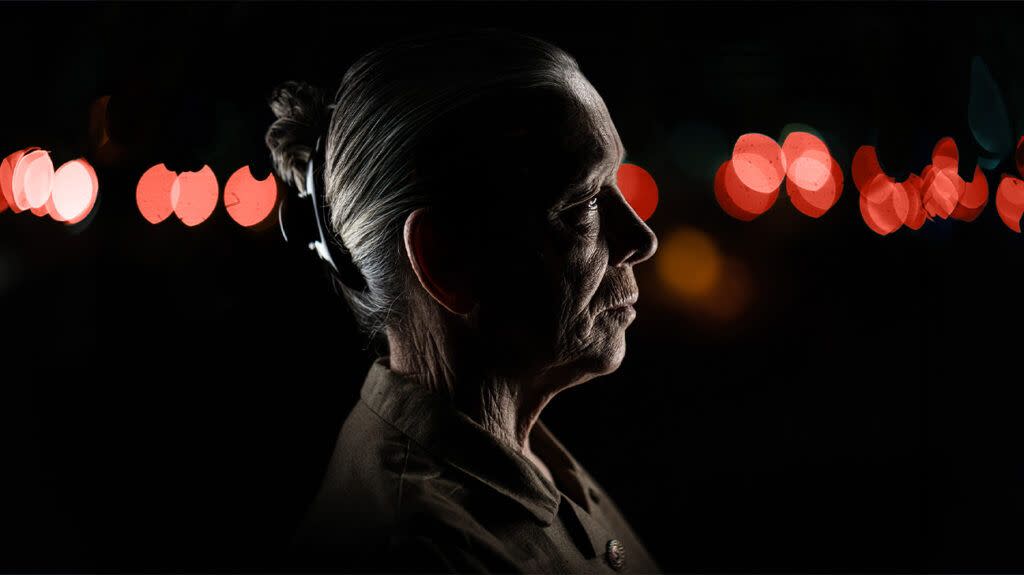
[656,226,723,300]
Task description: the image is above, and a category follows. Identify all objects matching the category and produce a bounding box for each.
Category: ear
[403,207,475,315]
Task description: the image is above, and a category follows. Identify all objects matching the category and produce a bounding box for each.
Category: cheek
[548,227,608,340]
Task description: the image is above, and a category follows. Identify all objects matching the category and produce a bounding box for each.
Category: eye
[585,195,600,211]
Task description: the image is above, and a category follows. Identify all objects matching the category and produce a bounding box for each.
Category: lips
[603,293,638,312]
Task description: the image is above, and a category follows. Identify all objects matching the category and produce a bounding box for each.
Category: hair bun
[265,81,329,194]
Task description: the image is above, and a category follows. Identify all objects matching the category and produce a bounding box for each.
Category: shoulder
[289,400,511,570]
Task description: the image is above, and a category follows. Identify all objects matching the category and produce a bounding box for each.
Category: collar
[359,356,588,527]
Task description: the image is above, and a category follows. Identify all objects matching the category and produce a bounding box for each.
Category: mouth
[602,293,638,313]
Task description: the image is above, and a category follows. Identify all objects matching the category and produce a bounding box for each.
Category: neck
[386,324,555,455]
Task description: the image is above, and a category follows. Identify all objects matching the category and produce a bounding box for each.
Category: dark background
[4,1,1024,572]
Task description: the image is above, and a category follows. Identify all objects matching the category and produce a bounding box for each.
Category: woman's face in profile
[473,73,658,387]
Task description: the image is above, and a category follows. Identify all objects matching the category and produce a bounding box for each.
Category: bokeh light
[732,133,786,194]
[714,161,760,221]
[1,148,37,214]
[903,174,926,230]
[655,226,752,322]
[48,159,99,224]
[782,132,842,218]
[136,164,178,224]
[720,159,779,218]
[656,226,723,299]
[951,165,989,222]
[852,145,883,193]
[171,166,219,227]
[995,175,1024,232]
[616,163,658,222]
[932,137,958,172]
[860,174,909,235]
[922,165,962,219]
[12,149,54,211]
[224,166,278,227]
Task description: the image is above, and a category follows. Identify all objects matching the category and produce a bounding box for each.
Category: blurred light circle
[903,174,926,230]
[852,145,883,193]
[136,164,178,224]
[616,163,658,222]
[655,227,723,300]
[731,133,786,194]
[722,159,779,217]
[0,148,37,213]
[224,166,278,227]
[49,159,98,223]
[714,161,761,221]
[860,175,909,235]
[172,165,219,227]
[951,165,989,222]
[995,175,1024,232]
[12,149,54,211]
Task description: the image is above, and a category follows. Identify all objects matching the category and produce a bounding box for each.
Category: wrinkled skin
[391,70,658,463]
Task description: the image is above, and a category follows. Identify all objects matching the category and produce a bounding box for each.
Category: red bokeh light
[716,159,779,220]
[172,166,219,227]
[922,165,963,219]
[616,163,658,222]
[224,166,278,227]
[786,157,843,218]
[951,165,989,222]
[48,159,99,224]
[714,161,760,221]
[995,175,1024,232]
[852,145,883,193]
[903,174,926,230]
[732,133,786,194]
[136,164,178,224]
[860,174,909,235]
[0,148,37,214]
[12,149,54,211]
[932,137,958,172]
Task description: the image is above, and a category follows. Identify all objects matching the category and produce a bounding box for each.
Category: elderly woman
[266,29,659,573]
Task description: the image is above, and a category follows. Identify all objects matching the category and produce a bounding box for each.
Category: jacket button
[605,539,625,571]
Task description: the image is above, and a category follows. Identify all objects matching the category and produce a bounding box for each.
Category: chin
[579,336,628,380]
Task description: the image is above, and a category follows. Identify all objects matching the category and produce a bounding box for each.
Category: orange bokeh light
[995,175,1024,232]
[732,133,786,194]
[172,165,219,227]
[224,166,278,227]
[616,163,658,222]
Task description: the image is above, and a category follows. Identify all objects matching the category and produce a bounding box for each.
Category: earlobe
[403,207,475,315]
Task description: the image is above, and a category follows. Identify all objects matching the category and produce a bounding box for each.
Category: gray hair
[266,29,581,346]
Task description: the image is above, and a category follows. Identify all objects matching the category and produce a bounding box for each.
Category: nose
[606,188,658,267]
